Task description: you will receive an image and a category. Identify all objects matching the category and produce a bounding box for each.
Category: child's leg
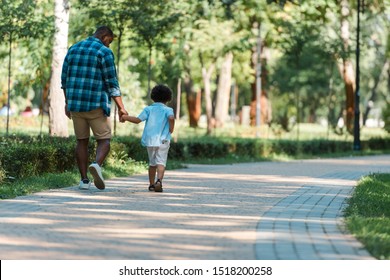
[148,165,157,185]
[154,165,164,192]
[156,164,166,181]
[147,147,158,190]
[155,141,170,183]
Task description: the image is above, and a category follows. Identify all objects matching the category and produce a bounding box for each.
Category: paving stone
[0,155,389,259]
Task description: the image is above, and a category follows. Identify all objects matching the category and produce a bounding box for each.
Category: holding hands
[118,108,128,123]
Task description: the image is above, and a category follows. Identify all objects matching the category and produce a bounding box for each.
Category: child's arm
[121,115,142,124]
[168,115,175,133]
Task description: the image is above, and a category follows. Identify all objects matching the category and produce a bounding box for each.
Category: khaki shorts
[71,108,111,140]
[147,140,170,167]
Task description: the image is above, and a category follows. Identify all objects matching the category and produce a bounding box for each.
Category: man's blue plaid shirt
[61,37,121,116]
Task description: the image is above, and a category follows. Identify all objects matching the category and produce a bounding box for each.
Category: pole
[255,22,262,137]
[353,0,361,150]
[6,32,12,137]
[176,78,181,121]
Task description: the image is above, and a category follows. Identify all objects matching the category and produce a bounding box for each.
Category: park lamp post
[255,22,262,138]
[353,0,363,151]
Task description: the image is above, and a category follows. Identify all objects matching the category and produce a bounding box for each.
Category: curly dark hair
[151,84,173,103]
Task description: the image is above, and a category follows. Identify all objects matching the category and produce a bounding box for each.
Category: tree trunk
[48,0,70,137]
[202,63,215,135]
[187,90,201,128]
[338,0,355,133]
[215,52,233,128]
[184,76,201,127]
[363,59,389,125]
[250,45,270,126]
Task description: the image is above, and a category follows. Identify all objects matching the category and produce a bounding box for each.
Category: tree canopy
[0,0,389,136]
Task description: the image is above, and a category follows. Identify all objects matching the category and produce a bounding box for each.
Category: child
[121,84,175,192]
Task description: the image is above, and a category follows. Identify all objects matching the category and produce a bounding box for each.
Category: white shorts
[147,140,170,167]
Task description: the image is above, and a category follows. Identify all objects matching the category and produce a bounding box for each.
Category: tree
[127,0,181,98]
[0,0,52,136]
[235,0,271,128]
[191,17,244,134]
[260,0,343,133]
[357,0,389,125]
[336,0,356,133]
[215,51,234,127]
[48,0,70,137]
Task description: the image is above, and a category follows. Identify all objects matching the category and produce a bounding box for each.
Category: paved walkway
[0,155,389,260]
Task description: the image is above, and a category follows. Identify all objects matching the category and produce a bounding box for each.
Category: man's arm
[61,53,71,119]
[63,89,71,119]
[112,96,128,120]
[101,52,128,120]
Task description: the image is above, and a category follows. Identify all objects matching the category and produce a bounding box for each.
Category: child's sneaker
[79,179,91,190]
[89,163,105,190]
[154,179,163,192]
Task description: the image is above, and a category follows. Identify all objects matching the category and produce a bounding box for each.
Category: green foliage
[0,171,79,199]
[0,0,51,40]
[116,135,390,163]
[266,0,291,7]
[127,0,181,48]
[0,0,54,115]
[344,173,390,259]
[0,161,5,183]
[0,136,76,179]
[1,0,390,137]
[345,174,390,217]
[383,102,390,133]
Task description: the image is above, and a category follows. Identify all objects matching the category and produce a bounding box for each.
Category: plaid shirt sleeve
[101,52,120,97]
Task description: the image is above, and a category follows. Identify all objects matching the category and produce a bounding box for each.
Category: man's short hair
[94,26,114,38]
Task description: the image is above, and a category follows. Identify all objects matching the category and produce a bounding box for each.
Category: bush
[1,134,389,181]
[0,163,5,184]
[383,103,390,134]
[363,137,390,151]
[114,136,147,161]
[0,137,76,178]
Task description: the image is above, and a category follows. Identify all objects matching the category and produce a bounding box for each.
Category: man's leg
[88,139,109,190]
[87,109,111,190]
[95,139,110,166]
[76,138,89,180]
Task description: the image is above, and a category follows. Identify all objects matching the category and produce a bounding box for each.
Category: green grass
[2,115,388,141]
[0,171,80,199]
[0,159,149,199]
[344,173,390,260]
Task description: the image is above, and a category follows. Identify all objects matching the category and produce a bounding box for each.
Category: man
[61,26,128,190]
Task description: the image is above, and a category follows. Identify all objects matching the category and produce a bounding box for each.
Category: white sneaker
[89,163,105,190]
[79,179,91,190]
